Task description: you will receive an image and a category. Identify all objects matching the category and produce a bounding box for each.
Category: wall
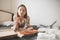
[0,0,11,11]
[0,0,12,23]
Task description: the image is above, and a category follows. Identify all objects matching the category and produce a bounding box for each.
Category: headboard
[0,10,14,23]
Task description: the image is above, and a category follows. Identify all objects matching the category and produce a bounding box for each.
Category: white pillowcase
[3,21,13,26]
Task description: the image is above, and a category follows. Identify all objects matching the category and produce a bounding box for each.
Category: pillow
[2,21,13,27]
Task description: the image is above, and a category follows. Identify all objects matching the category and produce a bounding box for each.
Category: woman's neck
[19,16,24,22]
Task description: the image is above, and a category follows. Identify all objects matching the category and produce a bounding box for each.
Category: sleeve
[13,15,19,31]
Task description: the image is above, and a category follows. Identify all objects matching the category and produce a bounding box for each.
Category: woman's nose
[20,10,23,13]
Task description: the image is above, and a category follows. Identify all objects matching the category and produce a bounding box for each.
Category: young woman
[12,4,38,37]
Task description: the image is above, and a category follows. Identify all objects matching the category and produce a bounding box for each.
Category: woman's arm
[13,15,19,31]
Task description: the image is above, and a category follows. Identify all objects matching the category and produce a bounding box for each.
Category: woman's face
[18,6,26,17]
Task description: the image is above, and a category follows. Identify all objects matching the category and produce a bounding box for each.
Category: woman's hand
[23,26,27,29]
[26,27,33,31]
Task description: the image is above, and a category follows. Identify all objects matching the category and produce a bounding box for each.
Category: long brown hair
[17,4,27,18]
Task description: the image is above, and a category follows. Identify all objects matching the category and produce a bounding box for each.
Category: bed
[0,10,14,27]
[0,10,18,40]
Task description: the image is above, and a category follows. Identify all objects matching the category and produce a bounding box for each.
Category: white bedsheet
[37,28,57,40]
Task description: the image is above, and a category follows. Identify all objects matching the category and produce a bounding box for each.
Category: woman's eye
[20,9,22,11]
[23,10,24,11]
[20,9,24,12]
